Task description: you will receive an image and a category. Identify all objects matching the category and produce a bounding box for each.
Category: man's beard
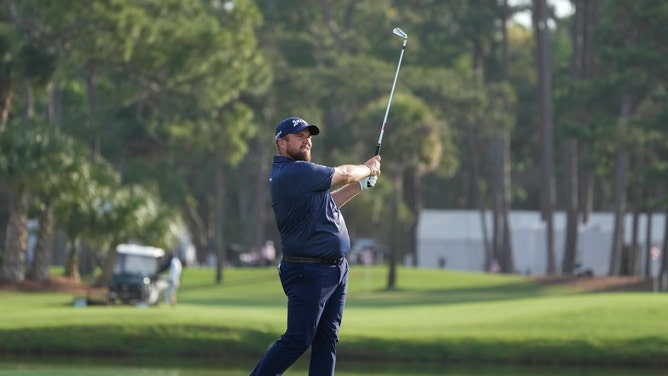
[287,146,311,161]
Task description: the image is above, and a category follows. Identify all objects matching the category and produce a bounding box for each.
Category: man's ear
[276,137,285,151]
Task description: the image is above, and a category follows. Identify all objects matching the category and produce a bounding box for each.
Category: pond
[0,356,663,376]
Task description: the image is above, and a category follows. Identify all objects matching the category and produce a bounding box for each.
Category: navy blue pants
[250,258,349,376]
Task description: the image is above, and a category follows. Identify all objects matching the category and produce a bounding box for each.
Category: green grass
[1,266,666,367]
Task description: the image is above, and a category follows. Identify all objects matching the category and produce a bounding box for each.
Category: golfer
[250,116,381,376]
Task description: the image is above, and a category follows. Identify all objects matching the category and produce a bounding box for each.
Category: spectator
[260,240,276,266]
[165,255,182,306]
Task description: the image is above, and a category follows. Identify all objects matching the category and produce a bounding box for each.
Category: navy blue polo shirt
[270,156,351,259]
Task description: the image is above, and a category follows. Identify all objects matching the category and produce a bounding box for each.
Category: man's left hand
[359,175,378,190]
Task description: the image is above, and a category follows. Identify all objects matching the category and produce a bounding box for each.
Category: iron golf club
[369,27,407,186]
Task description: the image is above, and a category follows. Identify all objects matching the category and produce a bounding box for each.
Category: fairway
[0,266,666,367]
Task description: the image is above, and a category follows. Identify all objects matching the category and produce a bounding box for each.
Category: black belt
[282,255,344,265]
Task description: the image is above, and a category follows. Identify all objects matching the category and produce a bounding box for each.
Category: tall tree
[533,0,557,274]
[26,127,88,281]
[0,121,54,282]
[6,0,271,283]
[488,82,517,273]
[445,0,524,273]
[561,0,601,274]
[57,158,119,281]
[594,0,668,275]
[490,0,516,274]
[608,97,631,276]
[355,94,444,289]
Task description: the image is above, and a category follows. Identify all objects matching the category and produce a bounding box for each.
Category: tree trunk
[47,79,62,127]
[0,187,7,254]
[608,95,631,276]
[64,236,81,282]
[608,150,629,276]
[27,206,54,282]
[533,0,556,274]
[0,76,12,131]
[660,207,668,279]
[468,41,492,271]
[491,133,505,271]
[563,139,579,274]
[468,122,491,270]
[629,184,642,276]
[387,167,403,290]
[84,62,101,157]
[253,140,269,249]
[497,5,514,274]
[214,157,226,284]
[96,245,116,287]
[22,80,34,119]
[577,1,598,226]
[492,129,515,273]
[404,168,422,266]
[579,144,594,224]
[644,207,653,278]
[501,132,514,273]
[563,0,585,275]
[1,191,29,283]
[405,169,423,267]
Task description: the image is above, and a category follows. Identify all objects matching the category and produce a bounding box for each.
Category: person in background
[260,240,276,266]
[249,116,381,376]
[165,254,182,306]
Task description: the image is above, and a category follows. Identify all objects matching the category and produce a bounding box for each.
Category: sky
[511,0,575,28]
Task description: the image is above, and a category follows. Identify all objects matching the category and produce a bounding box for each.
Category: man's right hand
[364,155,381,176]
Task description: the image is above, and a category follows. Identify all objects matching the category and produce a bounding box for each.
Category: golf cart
[107,244,168,305]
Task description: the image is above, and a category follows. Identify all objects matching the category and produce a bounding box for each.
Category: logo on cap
[275,116,320,141]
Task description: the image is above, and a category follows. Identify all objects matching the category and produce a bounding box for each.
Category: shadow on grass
[0,324,268,360]
[345,281,556,308]
[3,325,668,368]
[339,335,668,367]
[180,279,553,308]
[182,296,285,307]
[182,277,570,308]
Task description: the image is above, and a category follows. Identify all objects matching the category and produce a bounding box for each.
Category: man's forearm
[331,182,362,207]
[332,164,372,186]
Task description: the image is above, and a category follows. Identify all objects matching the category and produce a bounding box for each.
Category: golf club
[369,27,407,186]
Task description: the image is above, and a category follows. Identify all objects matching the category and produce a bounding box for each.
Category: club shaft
[375,39,406,156]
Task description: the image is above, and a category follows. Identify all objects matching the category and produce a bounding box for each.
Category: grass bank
[0,266,666,367]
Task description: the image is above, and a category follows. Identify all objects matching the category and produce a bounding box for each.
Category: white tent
[416,209,665,276]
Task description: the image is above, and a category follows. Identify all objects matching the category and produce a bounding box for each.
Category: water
[0,357,663,376]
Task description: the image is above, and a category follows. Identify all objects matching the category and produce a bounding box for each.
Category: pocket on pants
[279,263,304,295]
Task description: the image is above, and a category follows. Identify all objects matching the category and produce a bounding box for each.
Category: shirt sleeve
[294,161,334,192]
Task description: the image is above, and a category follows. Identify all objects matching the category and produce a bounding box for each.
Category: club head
[393,27,407,39]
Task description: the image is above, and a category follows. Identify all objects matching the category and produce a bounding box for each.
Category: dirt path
[530,275,653,292]
[0,274,108,302]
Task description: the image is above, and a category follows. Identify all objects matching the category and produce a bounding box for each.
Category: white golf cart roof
[116,243,165,258]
